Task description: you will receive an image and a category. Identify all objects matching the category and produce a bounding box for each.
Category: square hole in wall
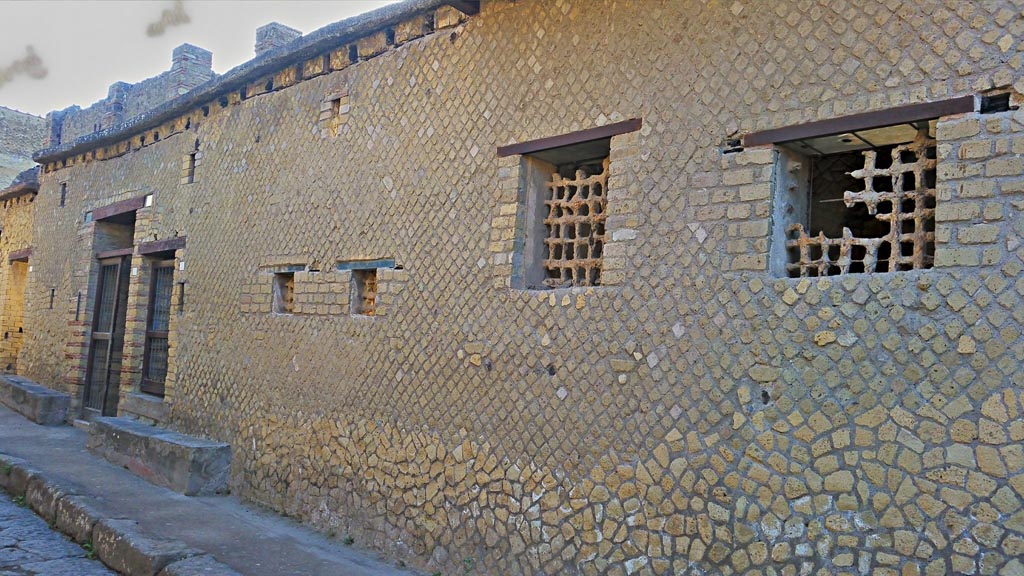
[272,272,294,314]
[350,269,377,316]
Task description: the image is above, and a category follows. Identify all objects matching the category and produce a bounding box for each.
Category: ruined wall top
[0,106,45,186]
[44,43,215,148]
[255,22,303,57]
[34,0,479,165]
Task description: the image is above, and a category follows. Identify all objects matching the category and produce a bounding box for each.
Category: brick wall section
[935,107,1024,268]
[713,147,774,272]
[601,130,642,286]
[0,107,45,185]
[17,1,1024,575]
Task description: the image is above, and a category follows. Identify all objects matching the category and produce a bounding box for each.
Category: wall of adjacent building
[0,194,35,373]
[0,107,45,186]
[22,1,1024,574]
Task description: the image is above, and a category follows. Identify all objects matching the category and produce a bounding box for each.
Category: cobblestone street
[0,493,114,576]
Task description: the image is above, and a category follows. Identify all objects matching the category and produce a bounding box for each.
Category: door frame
[82,256,129,419]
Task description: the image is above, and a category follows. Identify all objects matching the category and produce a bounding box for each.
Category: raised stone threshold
[0,375,70,426]
[86,417,231,496]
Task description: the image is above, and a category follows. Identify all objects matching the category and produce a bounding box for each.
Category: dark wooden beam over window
[446,0,480,15]
[138,236,186,255]
[497,118,643,158]
[743,96,975,147]
[96,248,134,259]
[8,248,31,262]
[93,195,148,222]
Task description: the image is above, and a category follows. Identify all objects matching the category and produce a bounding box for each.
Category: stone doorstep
[0,452,239,576]
[0,374,71,425]
[87,417,231,497]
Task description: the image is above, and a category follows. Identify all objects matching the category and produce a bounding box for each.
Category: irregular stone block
[0,453,27,492]
[7,463,38,497]
[25,474,69,523]
[94,518,200,576]
[87,417,231,496]
[0,375,70,425]
[157,555,243,576]
[54,495,103,545]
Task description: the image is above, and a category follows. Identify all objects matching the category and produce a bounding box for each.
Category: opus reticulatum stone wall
[13,1,1024,574]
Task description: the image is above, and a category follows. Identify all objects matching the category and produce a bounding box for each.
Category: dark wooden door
[83,257,130,418]
[141,260,173,397]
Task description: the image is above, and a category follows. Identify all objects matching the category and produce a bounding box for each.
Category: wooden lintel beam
[446,0,480,15]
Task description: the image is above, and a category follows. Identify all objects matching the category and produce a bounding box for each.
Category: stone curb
[0,452,240,576]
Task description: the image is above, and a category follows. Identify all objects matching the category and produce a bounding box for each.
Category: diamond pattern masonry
[12,0,1024,575]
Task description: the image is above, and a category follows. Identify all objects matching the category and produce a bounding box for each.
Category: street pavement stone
[0,493,114,575]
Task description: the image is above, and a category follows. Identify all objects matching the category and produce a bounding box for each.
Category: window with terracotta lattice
[272,272,294,314]
[776,124,937,277]
[517,138,610,289]
[350,269,377,316]
[542,157,608,287]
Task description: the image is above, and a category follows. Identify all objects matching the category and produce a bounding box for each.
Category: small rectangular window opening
[980,93,1013,114]
[186,153,196,183]
[48,288,55,309]
[272,272,295,314]
[350,269,378,316]
[60,183,67,207]
[177,281,186,314]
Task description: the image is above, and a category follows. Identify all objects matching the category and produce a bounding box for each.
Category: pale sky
[0,0,399,118]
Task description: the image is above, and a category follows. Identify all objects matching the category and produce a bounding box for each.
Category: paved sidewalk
[0,493,115,575]
[0,406,418,576]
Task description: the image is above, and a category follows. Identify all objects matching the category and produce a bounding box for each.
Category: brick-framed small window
[272,272,295,314]
[182,139,199,185]
[60,183,67,207]
[491,119,643,290]
[318,91,350,137]
[776,128,938,277]
[337,259,396,317]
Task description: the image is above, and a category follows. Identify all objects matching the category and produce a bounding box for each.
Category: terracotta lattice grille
[351,269,378,316]
[543,158,609,287]
[786,129,937,277]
